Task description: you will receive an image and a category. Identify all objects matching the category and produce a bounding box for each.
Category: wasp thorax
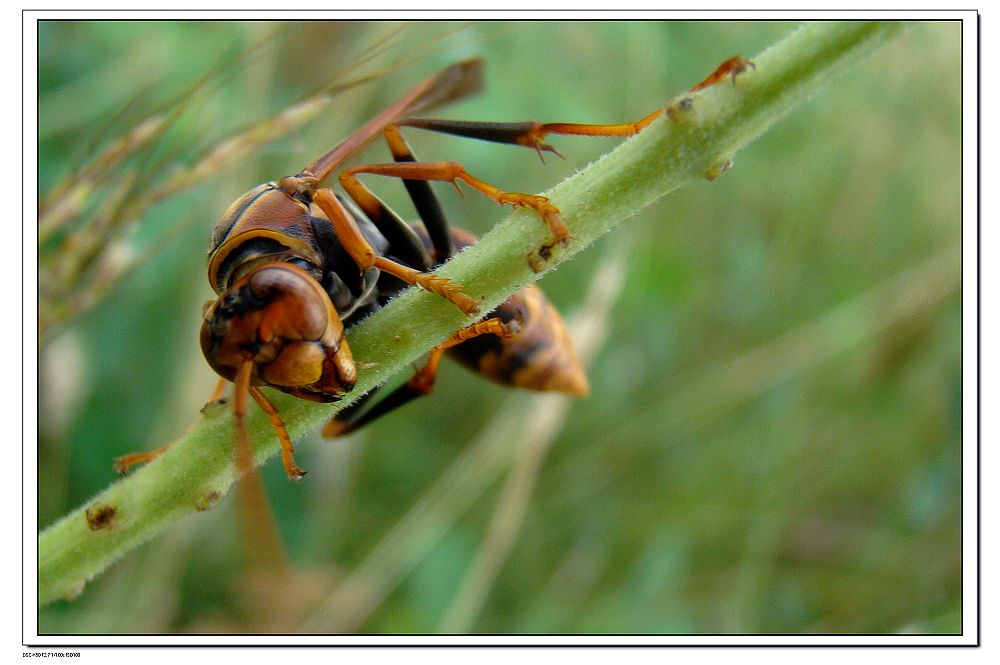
[200,263,357,399]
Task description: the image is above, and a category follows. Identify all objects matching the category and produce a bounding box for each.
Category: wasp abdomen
[436,228,588,396]
[447,283,588,395]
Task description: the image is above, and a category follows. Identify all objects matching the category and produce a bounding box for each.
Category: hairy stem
[38,21,904,607]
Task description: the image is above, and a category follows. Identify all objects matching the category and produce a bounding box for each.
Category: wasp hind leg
[688,55,755,92]
[323,317,516,438]
[396,110,664,162]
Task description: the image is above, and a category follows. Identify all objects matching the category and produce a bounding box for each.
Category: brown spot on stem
[85,504,117,531]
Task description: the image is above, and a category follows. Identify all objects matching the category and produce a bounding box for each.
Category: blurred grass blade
[38,116,165,242]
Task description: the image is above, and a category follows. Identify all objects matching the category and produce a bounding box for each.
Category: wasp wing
[305,58,484,182]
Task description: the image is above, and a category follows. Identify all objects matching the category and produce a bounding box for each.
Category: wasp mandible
[116,55,754,480]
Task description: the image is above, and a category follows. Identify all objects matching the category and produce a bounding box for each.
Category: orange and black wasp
[115,55,753,481]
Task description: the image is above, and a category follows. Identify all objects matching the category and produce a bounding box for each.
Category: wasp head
[200,263,357,401]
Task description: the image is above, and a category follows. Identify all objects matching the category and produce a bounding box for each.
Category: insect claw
[543,210,572,245]
[689,55,755,92]
[406,270,478,314]
[732,59,757,84]
[541,143,564,161]
[533,143,563,164]
[282,456,307,480]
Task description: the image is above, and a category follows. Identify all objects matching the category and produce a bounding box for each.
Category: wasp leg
[206,377,228,402]
[113,445,172,474]
[346,110,665,262]
[382,125,457,262]
[320,389,380,438]
[233,446,292,585]
[323,317,516,438]
[233,367,293,581]
[232,361,306,480]
[689,55,756,92]
[248,387,305,480]
[395,110,664,163]
[231,360,256,475]
[326,181,433,272]
[311,188,479,315]
[341,161,573,248]
[391,57,751,157]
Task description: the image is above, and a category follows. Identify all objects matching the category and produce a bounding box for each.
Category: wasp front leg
[323,317,517,438]
[199,261,360,479]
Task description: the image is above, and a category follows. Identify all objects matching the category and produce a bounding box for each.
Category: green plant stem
[38,21,904,607]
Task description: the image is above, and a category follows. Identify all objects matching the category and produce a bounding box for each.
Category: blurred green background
[37,21,963,635]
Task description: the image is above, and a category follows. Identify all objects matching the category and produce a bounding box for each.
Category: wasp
[115,55,753,481]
